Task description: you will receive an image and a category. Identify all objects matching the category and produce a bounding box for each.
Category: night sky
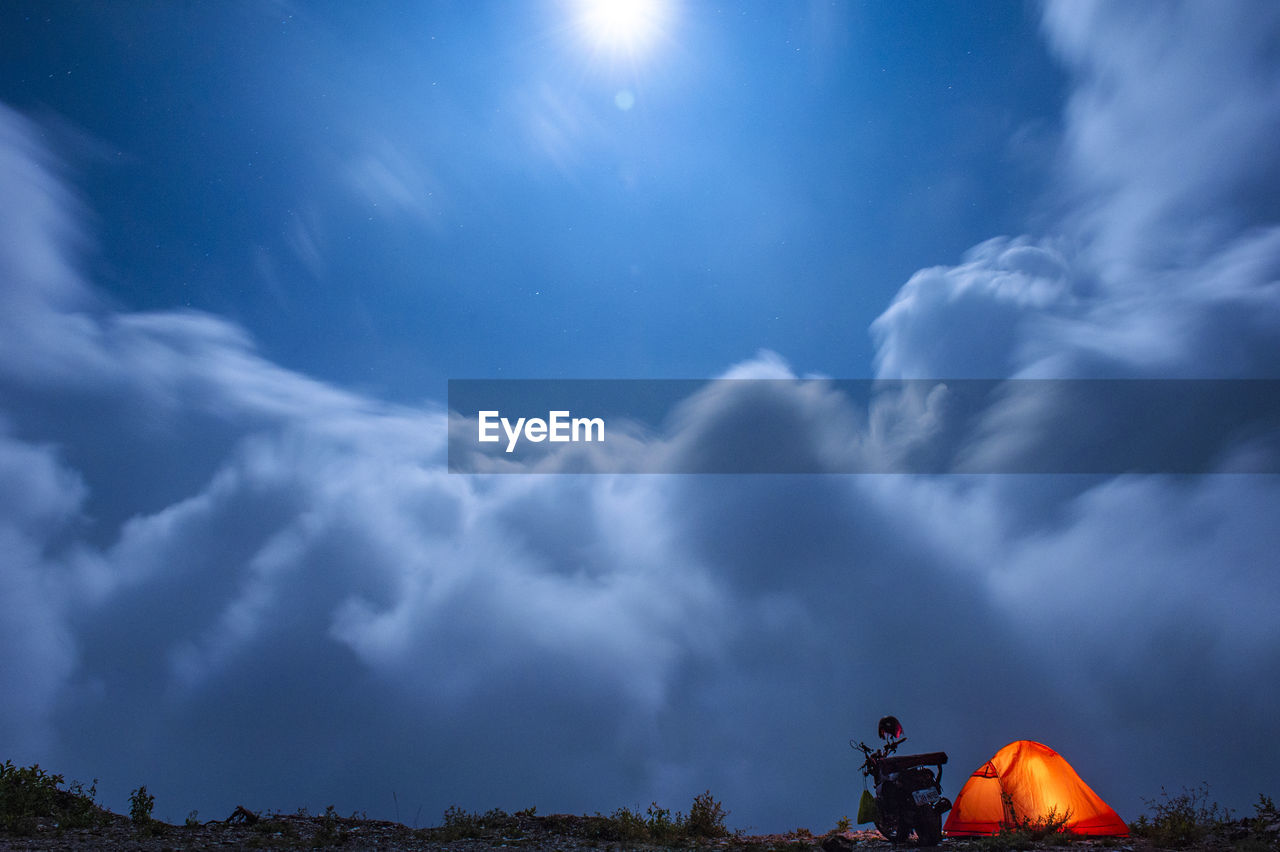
[2,0,1279,833]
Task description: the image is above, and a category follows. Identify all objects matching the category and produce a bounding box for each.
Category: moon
[573,0,670,58]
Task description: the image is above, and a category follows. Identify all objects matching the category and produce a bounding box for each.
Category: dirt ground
[0,813,1241,852]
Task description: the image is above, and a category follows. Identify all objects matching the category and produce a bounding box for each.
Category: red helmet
[877,715,903,740]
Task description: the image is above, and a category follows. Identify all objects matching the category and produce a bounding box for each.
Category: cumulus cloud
[2,0,1280,834]
[870,2,1280,382]
[871,237,1078,380]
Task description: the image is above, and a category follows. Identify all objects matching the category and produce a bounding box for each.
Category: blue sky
[4,1,1063,390]
[2,0,1279,835]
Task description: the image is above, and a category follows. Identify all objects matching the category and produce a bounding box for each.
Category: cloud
[986,474,1280,796]
[857,0,1280,812]
[0,99,743,819]
[870,237,1078,380]
[1043,0,1280,276]
[0,428,84,753]
[2,0,1280,834]
[0,107,94,319]
[343,137,450,227]
[872,1,1280,382]
[1041,0,1280,378]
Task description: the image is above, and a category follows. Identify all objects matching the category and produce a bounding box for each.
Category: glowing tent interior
[944,740,1129,837]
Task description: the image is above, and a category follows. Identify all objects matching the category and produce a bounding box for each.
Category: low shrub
[431,804,521,841]
[686,790,731,838]
[0,759,103,835]
[972,803,1077,851]
[129,785,155,829]
[606,805,649,841]
[1130,783,1233,847]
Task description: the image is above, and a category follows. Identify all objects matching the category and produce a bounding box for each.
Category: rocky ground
[1,807,1274,852]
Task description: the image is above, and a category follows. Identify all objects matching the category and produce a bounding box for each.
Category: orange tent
[944,740,1129,837]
